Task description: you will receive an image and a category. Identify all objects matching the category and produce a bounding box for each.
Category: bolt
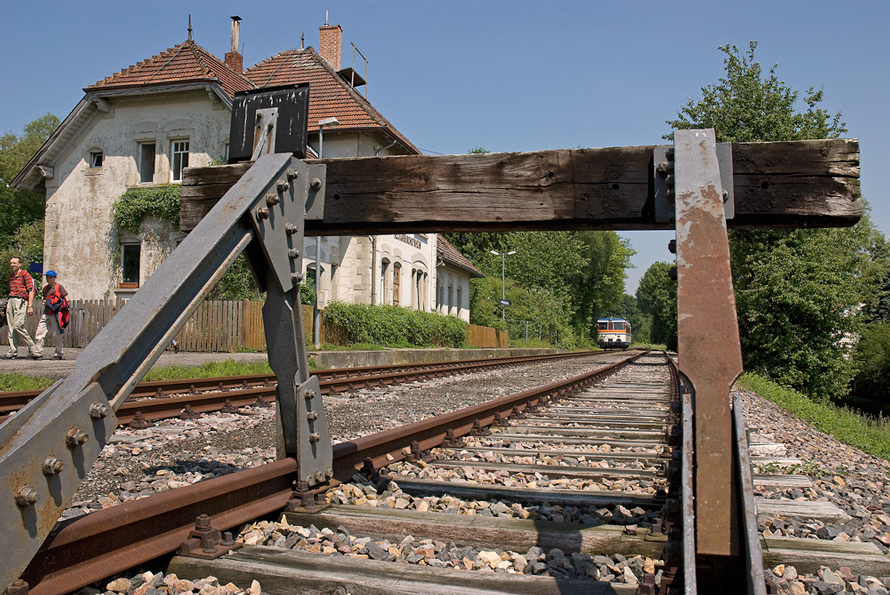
[288,249,300,259]
[277,180,290,192]
[89,402,109,419]
[42,457,64,475]
[287,168,299,180]
[66,428,89,447]
[7,580,29,595]
[308,433,321,443]
[265,193,279,206]
[669,266,678,282]
[305,389,317,400]
[306,411,319,421]
[195,514,212,531]
[15,486,39,507]
[668,239,677,254]
[310,178,322,190]
[314,471,325,483]
[723,189,730,203]
[656,161,673,176]
[285,223,300,234]
[325,467,334,478]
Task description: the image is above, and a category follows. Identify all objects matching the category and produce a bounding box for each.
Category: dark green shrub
[323,302,468,348]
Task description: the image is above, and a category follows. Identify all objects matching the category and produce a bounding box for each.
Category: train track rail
[0,351,607,426]
[11,351,888,594]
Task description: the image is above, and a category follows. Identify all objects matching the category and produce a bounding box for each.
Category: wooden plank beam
[181,139,860,233]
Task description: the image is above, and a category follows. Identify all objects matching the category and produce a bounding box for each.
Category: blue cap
[45,270,57,277]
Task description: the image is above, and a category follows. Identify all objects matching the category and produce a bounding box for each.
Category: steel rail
[0,351,604,419]
[20,350,645,595]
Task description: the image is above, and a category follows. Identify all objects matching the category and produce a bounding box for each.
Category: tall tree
[0,114,59,243]
[666,42,885,400]
[636,262,677,350]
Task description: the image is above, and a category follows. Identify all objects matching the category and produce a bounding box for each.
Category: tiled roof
[245,47,418,153]
[87,40,256,98]
[437,235,484,278]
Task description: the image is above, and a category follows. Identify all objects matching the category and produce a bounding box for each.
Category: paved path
[0,348,269,380]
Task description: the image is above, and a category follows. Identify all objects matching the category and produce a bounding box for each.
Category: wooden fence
[468,324,508,348]
[2,299,505,352]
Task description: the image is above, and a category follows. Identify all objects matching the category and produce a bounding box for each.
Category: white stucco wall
[42,90,230,299]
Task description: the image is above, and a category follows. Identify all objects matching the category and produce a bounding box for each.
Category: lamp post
[314,117,340,349]
[490,249,516,320]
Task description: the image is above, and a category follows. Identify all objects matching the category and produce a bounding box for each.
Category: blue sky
[2,1,886,292]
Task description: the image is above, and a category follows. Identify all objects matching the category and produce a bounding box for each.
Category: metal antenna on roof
[301,32,305,49]
[188,15,193,40]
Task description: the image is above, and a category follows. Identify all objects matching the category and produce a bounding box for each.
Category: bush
[323,302,468,348]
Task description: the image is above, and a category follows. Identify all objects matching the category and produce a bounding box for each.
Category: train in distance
[596,317,632,350]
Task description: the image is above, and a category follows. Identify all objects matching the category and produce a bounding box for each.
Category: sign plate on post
[229,84,310,162]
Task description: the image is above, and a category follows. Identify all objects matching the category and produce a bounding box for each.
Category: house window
[90,151,104,168]
[393,263,401,306]
[121,244,141,288]
[171,140,190,182]
[139,142,156,184]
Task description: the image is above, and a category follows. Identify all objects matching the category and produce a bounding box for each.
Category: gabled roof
[87,39,255,98]
[244,47,418,154]
[437,235,484,278]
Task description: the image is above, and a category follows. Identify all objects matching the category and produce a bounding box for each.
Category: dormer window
[90,151,104,168]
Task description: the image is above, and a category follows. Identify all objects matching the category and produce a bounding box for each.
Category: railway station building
[13,19,482,321]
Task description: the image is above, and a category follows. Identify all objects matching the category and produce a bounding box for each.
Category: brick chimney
[319,24,342,70]
[225,16,243,73]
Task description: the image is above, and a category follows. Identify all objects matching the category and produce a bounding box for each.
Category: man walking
[5,256,36,359]
[33,270,68,360]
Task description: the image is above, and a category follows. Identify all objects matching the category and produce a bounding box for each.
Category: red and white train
[596,317,632,350]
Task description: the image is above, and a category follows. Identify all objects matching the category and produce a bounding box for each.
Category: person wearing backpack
[33,270,69,360]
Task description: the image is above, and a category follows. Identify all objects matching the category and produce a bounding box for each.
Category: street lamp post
[314,117,340,349]
[490,250,516,320]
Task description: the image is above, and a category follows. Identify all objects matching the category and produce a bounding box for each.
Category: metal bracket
[654,142,734,223]
[0,150,330,589]
[673,129,744,563]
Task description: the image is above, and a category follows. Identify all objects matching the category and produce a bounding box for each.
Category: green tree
[615,293,651,344]
[0,220,45,287]
[0,114,59,243]
[666,42,885,401]
[636,262,677,350]
[849,323,890,414]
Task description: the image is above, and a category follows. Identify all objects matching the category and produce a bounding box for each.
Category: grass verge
[737,372,890,461]
[0,373,57,392]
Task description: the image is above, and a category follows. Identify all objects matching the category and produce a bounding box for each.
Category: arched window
[381,259,390,305]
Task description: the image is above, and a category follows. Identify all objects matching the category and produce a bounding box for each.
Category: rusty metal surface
[673,129,744,558]
[732,392,766,595]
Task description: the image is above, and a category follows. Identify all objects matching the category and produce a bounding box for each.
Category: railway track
[8,351,889,594]
[0,351,605,426]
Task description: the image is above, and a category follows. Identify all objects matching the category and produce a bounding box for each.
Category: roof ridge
[185,40,212,78]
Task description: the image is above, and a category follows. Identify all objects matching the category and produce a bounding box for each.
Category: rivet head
[306,411,319,421]
[287,168,299,180]
[277,180,290,192]
[42,457,64,475]
[310,178,322,190]
[256,207,270,220]
[308,433,321,443]
[314,471,325,482]
[15,487,39,507]
[66,428,89,448]
[305,390,317,400]
[89,402,109,419]
[285,223,300,234]
[265,193,280,206]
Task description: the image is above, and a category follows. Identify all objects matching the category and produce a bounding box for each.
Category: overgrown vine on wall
[111,185,182,233]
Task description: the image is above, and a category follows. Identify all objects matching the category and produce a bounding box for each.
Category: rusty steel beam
[673,129,744,560]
